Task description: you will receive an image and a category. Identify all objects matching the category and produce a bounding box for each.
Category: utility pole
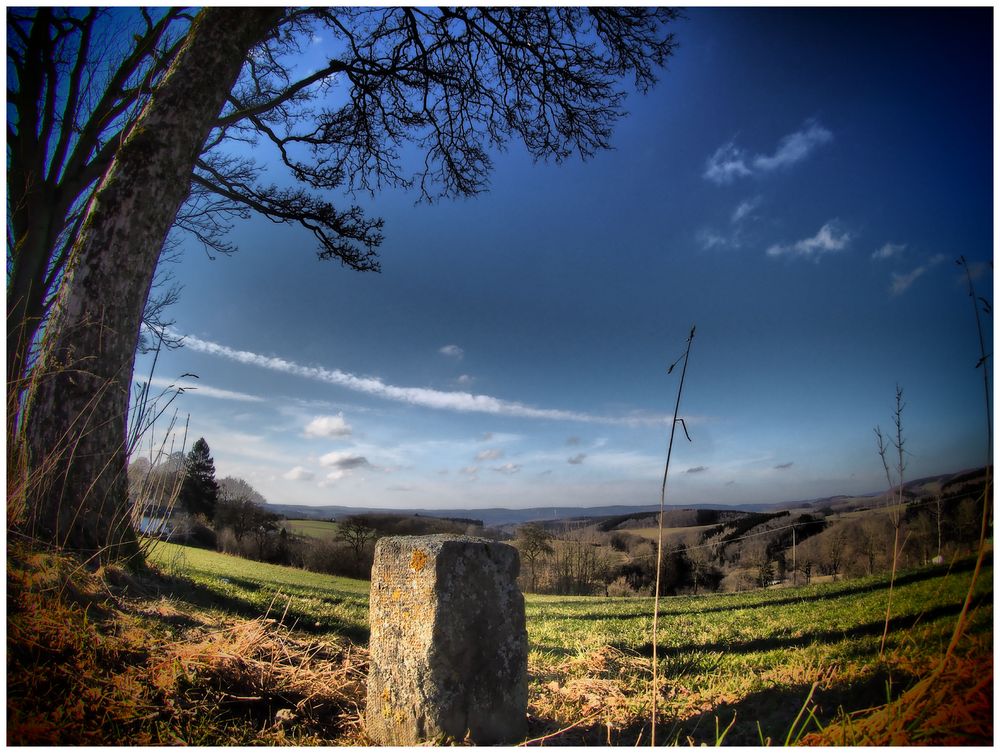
[792,526,797,587]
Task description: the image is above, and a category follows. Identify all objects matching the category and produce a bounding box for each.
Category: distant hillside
[263,466,989,528]
[266,501,778,528]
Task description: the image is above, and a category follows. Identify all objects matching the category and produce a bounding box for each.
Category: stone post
[365,535,528,745]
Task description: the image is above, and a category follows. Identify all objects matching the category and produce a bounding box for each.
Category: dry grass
[7,542,368,745]
[527,645,652,745]
[801,634,993,746]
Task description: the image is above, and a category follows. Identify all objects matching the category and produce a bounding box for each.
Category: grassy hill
[9,538,988,745]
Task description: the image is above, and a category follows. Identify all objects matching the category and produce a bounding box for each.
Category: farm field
[140,541,993,745]
[281,518,340,539]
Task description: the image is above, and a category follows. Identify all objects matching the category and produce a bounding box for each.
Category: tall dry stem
[874,384,905,658]
[651,325,695,746]
[942,256,993,663]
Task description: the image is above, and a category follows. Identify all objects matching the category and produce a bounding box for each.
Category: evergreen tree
[180,438,219,519]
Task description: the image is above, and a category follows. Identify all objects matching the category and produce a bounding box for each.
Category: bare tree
[337,516,378,563]
[515,524,554,592]
[10,8,681,561]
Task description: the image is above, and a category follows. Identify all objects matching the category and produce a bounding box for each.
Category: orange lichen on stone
[410,549,428,572]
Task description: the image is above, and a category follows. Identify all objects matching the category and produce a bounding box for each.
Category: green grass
[281,518,340,539]
[145,540,992,745]
[145,540,369,641]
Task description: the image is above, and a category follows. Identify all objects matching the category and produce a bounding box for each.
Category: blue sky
[133,7,993,511]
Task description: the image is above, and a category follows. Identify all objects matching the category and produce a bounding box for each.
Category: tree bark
[19,7,283,561]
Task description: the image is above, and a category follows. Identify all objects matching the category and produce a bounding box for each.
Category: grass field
[146,540,369,641]
[280,519,339,539]
[141,540,993,745]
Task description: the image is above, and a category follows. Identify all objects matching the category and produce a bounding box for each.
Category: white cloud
[766,221,851,260]
[703,142,751,185]
[320,469,348,485]
[890,255,945,296]
[319,450,370,470]
[752,121,833,172]
[304,412,352,438]
[492,463,522,475]
[142,376,263,402]
[732,196,762,224]
[460,466,480,478]
[439,344,464,359]
[890,268,925,296]
[697,228,733,250]
[873,242,906,261]
[283,466,314,481]
[705,121,832,185]
[476,448,504,461]
[456,374,475,387]
[178,332,668,426]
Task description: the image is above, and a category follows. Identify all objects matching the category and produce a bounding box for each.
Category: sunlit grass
[140,540,990,745]
[145,540,370,640]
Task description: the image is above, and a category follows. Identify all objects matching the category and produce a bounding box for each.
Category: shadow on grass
[522,667,918,746]
[619,593,991,659]
[539,556,988,624]
[670,667,917,746]
[138,568,371,645]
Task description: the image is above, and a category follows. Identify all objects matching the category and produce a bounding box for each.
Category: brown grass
[801,638,993,746]
[7,542,368,745]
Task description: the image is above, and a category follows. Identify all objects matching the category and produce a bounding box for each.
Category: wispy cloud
[475,448,504,461]
[178,332,668,426]
[567,453,587,465]
[873,242,906,261]
[439,344,464,359]
[304,413,352,438]
[752,121,833,172]
[697,228,734,251]
[703,142,751,184]
[774,462,794,470]
[732,196,762,224]
[704,121,832,185]
[890,254,946,296]
[143,376,263,403]
[766,221,851,260]
[492,463,521,475]
[685,465,709,474]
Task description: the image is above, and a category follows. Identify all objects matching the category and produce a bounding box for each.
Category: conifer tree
[180,438,219,519]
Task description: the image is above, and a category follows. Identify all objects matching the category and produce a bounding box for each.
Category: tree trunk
[18,7,282,562]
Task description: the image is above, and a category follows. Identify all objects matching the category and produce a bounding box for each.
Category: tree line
[512,484,988,597]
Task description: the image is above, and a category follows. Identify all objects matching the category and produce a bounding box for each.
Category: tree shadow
[522,667,919,746]
[617,594,990,659]
[671,667,916,746]
[543,556,987,624]
[130,568,371,644]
